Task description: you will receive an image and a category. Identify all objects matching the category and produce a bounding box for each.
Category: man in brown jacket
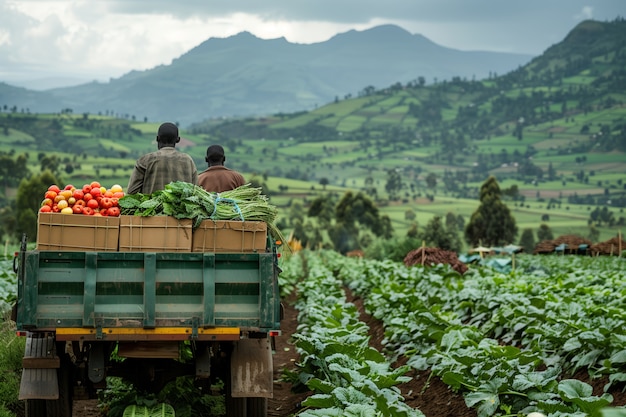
[197,144,245,192]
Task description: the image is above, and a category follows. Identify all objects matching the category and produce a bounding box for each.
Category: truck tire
[46,353,73,417]
[225,396,246,417]
[247,397,268,417]
[24,399,46,417]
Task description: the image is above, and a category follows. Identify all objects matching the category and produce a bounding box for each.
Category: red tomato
[90,187,101,198]
[45,190,57,200]
[90,181,101,189]
[100,197,113,210]
[103,190,113,198]
[73,190,84,200]
[83,193,93,202]
[82,206,94,216]
[107,207,120,217]
[87,199,99,210]
[48,185,61,193]
[82,184,91,194]
[52,204,60,213]
[64,184,74,191]
[112,191,124,199]
[40,205,52,213]
[72,205,84,214]
[110,198,119,206]
[75,199,86,206]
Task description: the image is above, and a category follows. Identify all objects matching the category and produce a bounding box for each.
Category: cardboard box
[119,215,192,252]
[37,213,120,251]
[192,220,267,253]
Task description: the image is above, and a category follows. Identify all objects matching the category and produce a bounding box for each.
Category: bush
[0,318,25,416]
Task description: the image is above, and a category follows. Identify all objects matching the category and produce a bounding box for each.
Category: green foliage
[286,252,424,417]
[0,318,25,417]
[0,153,30,190]
[519,228,536,253]
[465,176,517,247]
[419,215,462,252]
[0,255,17,314]
[99,376,224,417]
[120,182,285,242]
[122,403,175,417]
[9,170,60,241]
[537,223,554,242]
[316,252,626,417]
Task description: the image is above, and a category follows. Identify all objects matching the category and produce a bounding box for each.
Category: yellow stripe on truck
[55,327,241,341]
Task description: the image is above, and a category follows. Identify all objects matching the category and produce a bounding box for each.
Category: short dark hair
[157,122,179,142]
[206,144,225,163]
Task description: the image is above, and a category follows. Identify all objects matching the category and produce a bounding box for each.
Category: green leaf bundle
[118,182,285,243]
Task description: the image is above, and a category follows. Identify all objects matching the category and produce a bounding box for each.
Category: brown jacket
[197,166,245,193]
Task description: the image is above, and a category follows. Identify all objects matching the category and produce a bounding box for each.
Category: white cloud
[577,6,595,20]
[0,0,624,87]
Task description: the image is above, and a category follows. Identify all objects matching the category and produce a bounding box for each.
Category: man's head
[156,122,180,148]
[206,144,225,166]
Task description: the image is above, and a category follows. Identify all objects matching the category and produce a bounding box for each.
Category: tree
[0,153,30,188]
[537,223,554,242]
[587,225,600,243]
[420,216,461,252]
[319,177,329,190]
[307,195,335,227]
[319,191,391,254]
[425,173,437,191]
[518,228,535,253]
[465,176,517,247]
[12,170,59,241]
[385,169,402,200]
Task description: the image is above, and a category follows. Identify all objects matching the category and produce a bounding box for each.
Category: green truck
[14,233,283,417]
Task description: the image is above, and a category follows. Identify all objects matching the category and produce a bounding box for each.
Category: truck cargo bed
[17,251,281,336]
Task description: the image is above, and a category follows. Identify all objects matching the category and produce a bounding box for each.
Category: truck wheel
[247,397,268,417]
[225,396,246,417]
[24,399,46,417]
[46,354,73,417]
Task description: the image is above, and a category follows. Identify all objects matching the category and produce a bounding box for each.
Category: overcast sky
[1,0,624,89]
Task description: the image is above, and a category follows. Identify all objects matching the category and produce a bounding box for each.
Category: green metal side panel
[17,250,281,332]
[20,252,40,328]
[143,253,156,328]
[203,253,216,326]
[83,252,97,326]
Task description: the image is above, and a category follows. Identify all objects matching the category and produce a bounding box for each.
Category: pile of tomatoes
[40,181,125,217]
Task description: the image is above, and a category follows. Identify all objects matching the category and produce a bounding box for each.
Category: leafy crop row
[301,251,625,417]
[280,252,423,416]
[0,255,17,315]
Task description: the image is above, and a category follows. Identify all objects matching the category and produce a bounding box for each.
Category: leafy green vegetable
[119,182,285,242]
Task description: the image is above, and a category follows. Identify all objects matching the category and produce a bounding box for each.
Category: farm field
[1,250,626,416]
[275,250,626,417]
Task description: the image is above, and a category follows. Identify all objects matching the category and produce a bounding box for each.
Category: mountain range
[0,25,533,127]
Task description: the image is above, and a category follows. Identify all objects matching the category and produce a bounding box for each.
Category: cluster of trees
[288,175,521,257]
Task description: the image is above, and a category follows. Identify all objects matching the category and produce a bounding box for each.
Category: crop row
[302,251,624,417]
[0,255,17,315]
[279,252,424,416]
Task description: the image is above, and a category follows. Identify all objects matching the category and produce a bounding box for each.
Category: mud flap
[230,338,273,398]
[19,332,59,400]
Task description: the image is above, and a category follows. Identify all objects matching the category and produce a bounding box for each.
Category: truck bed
[17,250,281,340]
